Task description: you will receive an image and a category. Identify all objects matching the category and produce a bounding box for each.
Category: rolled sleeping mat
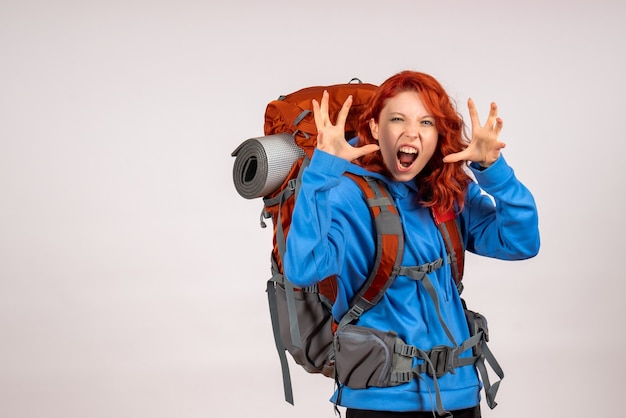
[232,133,306,199]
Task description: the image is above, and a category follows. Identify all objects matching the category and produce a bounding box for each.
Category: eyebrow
[388,111,434,119]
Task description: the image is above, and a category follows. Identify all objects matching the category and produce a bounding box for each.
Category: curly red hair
[356,71,471,213]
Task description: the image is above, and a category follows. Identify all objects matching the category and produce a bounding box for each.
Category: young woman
[283,71,540,417]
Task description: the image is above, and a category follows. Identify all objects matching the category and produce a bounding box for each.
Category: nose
[405,120,420,139]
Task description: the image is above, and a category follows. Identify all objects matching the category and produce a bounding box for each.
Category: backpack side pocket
[333,324,400,388]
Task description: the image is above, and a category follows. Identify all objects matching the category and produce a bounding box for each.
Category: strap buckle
[425,345,456,378]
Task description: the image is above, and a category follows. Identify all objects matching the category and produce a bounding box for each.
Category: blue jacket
[283,148,540,412]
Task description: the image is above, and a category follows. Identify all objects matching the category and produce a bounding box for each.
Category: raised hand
[312,90,379,162]
[443,98,506,168]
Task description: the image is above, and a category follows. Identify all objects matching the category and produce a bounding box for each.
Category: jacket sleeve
[462,155,540,260]
[283,149,370,288]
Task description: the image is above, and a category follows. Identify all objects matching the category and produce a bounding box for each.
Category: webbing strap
[268,184,294,262]
[294,157,309,199]
[271,186,300,350]
[337,174,404,330]
[474,337,504,409]
[266,158,311,350]
[413,347,452,418]
[392,334,476,372]
[398,265,457,346]
[293,109,311,126]
[284,279,301,348]
[263,182,295,208]
[282,159,313,349]
[267,156,310,259]
[266,278,294,405]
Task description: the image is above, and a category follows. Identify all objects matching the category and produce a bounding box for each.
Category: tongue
[398,152,416,167]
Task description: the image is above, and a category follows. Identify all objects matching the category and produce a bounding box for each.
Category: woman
[283,71,540,417]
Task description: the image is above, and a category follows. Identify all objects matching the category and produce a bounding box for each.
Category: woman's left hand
[443,98,506,168]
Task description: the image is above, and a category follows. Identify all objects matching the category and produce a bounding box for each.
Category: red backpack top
[261,80,379,273]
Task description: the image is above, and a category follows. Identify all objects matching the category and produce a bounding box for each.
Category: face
[369,90,438,182]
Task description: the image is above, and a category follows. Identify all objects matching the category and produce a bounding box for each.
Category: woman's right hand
[312,90,379,162]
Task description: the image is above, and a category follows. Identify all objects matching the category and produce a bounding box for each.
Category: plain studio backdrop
[1,1,624,417]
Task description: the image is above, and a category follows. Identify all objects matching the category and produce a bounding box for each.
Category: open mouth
[397,146,418,168]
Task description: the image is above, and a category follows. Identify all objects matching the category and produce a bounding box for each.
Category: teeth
[399,146,417,154]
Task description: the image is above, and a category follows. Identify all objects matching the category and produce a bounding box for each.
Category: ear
[369,118,379,141]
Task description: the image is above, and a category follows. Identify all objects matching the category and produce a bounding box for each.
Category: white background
[1,1,624,417]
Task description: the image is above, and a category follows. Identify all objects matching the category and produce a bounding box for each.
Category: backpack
[231,80,502,415]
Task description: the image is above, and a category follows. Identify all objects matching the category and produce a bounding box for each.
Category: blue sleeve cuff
[469,155,514,191]
[309,148,351,179]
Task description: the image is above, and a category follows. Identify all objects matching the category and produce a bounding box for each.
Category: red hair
[356,71,471,213]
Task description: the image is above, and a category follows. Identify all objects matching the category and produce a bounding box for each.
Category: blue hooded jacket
[283,148,540,412]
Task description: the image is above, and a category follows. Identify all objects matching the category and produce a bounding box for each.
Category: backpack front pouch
[333,324,411,389]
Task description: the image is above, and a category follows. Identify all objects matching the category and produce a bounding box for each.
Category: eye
[390,116,404,122]
[421,119,435,126]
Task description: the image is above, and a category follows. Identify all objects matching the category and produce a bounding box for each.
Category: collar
[386,179,418,199]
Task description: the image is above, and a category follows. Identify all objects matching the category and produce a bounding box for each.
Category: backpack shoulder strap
[338,173,404,328]
[431,207,465,293]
